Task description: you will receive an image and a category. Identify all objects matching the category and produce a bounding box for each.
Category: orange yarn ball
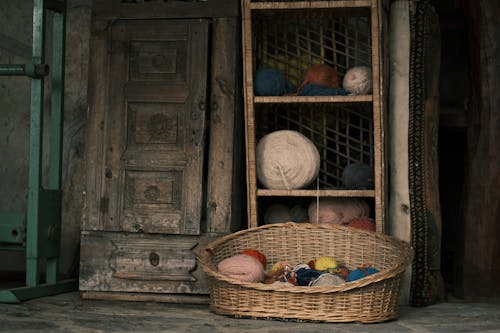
[297,64,340,93]
[241,249,267,267]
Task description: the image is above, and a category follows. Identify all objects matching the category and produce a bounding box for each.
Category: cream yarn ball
[256,130,320,190]
[308,197,370,225]
[342,66,372,95]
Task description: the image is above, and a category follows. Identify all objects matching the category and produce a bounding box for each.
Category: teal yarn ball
[254,68,296,96]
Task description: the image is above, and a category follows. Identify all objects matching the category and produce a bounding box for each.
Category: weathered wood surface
[206,18,244,234]
[92,0,239,19]
[85,19,209,235]
[84,19,110,231]
[79,231,217,294]
[456,0,500,299]
[83,10,243,296]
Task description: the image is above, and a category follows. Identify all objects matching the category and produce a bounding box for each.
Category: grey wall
[0,0,92,276]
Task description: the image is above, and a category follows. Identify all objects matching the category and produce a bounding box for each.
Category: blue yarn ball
[296,268,322,286]
[341,162,374,190]
[254,68,296,96]
[297,84,349,96]
[347,267,379,282]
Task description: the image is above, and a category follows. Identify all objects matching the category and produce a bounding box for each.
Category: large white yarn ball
[308,197,370,225]
[342,66,372,95]
[256,130,320,190]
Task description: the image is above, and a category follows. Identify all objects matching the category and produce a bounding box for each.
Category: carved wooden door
[81,19,211,295]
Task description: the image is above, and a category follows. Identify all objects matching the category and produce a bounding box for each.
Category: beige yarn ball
[342,66,372,95]
[256,130,320,190]
[308,197,370,225]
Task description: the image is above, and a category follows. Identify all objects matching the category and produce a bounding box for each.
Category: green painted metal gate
[0,0,77,303]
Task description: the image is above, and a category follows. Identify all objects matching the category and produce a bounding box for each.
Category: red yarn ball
[346,217,376,231]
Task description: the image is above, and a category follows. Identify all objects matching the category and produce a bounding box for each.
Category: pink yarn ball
[308,198,370,225]
[217,254,265,283]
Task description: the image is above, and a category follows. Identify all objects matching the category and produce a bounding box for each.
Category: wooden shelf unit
[242,0,385,231]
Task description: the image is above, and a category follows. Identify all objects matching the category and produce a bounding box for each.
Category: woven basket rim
[198,222,414,294]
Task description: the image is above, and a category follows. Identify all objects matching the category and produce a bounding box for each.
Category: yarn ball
[346,217,376,231]
[256,130,320,190]
[314,256,338,272]
[217,254,265,283]
[297,64,340,93]
[240,249,267,267]
[310,273,346,287]
[267,261,288,277]
[263,204,308,224]
[289,205,309,222]
[308,197,370,225]
[341,162,374,189]
[263,203,292,224]
[296,268,323,286]
[347,266,379,282]
[297,84,349,96]
[254,68,296,96]
[342,66,372,95]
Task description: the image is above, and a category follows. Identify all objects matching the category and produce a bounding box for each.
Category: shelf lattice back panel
[255,103,374,189]
[252,9,371,86]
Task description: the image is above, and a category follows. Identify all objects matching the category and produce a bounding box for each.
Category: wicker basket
[198,222,413,323]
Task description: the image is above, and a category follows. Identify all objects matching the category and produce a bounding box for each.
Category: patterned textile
[408,0,445,306]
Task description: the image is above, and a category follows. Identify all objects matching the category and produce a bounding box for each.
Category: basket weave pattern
[198,223,413,323]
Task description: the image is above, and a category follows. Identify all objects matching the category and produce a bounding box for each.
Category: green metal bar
[0,279,77,304]
[26,0,46,287]
[48,10,65,190]
[46,7,66,285]
[0,64,27,76]
[0,64,49,77]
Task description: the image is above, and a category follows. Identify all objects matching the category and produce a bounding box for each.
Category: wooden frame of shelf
[242,0,385,232]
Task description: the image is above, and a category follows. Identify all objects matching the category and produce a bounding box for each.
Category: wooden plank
[81,291,210,304]
[206,18,243,234]
[83,19,110,231]
[456,0,500,299]
[79,231,216,294]
[92,0,239,19]
[257,189,375,197]
[254,95,373,103]
[370,0,384,233]
[249,1,371,10]
[242,3,259,229]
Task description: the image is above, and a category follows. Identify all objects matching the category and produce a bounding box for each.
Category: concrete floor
[0,292,499,333]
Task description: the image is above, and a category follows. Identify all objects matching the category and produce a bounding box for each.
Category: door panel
[101,19,208,235]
